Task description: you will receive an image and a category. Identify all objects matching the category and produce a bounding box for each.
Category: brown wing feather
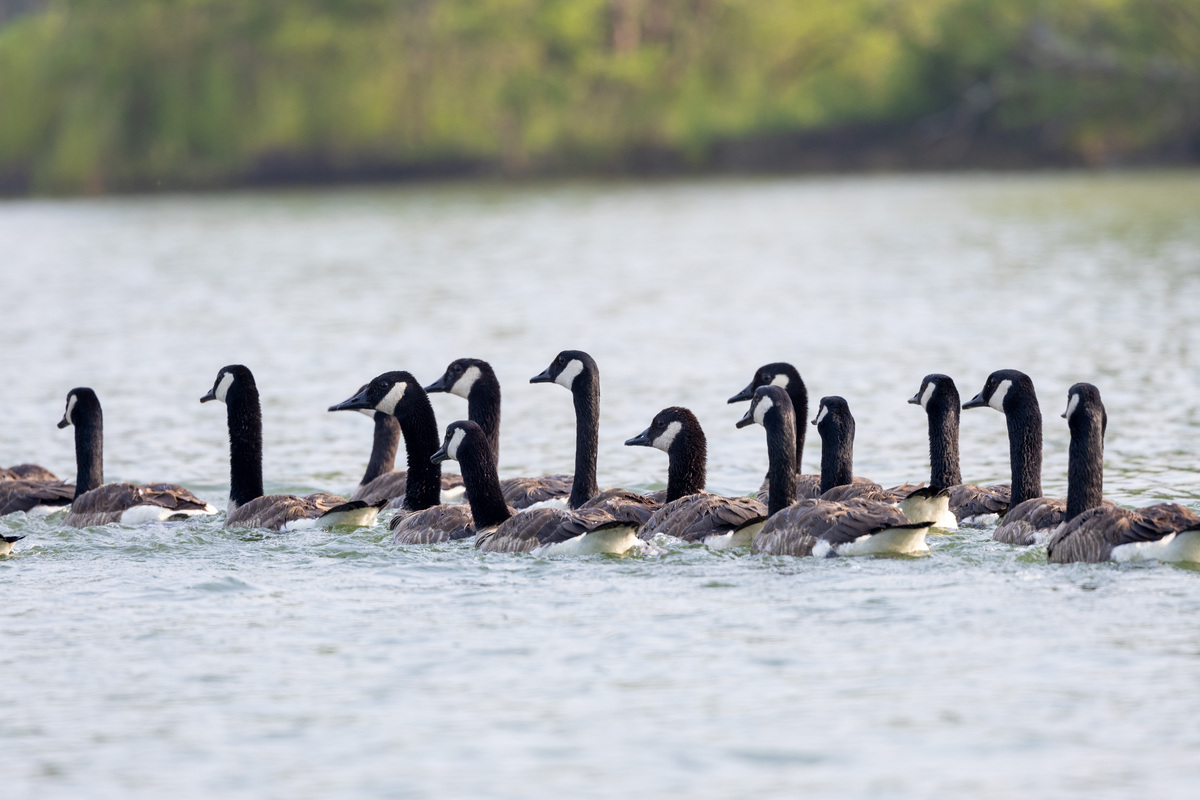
[1048,503,1200,563]
[756,473,845,505]
[225,493,346,531]
[390,503,476,544]
[3,464,61,482]
[819,481,899,504]
[993,497,1066,545]
[0,480,75,514]
[753,498,913,556]
[476,507,631,553]
[499,475,573,509]
[64,482,210,527]
[949,483,1010,522]
[639,493,766,543]
[579,488,660,527]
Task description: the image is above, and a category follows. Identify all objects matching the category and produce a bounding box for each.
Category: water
[3,172,1200,798]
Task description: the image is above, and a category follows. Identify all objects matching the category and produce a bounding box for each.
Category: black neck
[819,416,855,494]
[467,377,502,464]
[72,405,104,498]
[1005,396,1043,507]
[361,412,400,486]
[1065,407,1105,520]
[458,434,513,529]
[226,382,265,508]
[764,408,798,517]
[567,368,600,508]
[786,381,809,473]
[927,400,962,488]
[396,392,443,511]
[666,422,707,502]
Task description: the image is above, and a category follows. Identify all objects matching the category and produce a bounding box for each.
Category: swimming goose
[625,407,767,548]
[1,534,24,556]
[1046,383,1200,563]
[806,396,949,521]
[962,369,1111,545]
[728,363,910,502]
[529,350,659,525]
[907,374,1010,527]
[328,385,464,506]
[739,386,934,557]
[56,388,216,528]
[728,362,823,501]
[330,373,474,544]
[0,464,74,516]
[434,420,641,555]
[201,365,381,531]
[426,358,571,509]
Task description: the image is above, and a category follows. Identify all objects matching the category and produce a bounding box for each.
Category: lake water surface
[3,173,1200,798]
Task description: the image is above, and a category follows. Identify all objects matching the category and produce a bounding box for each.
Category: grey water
[3,172,1200,798]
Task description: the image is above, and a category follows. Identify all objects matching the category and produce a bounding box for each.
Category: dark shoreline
[2,120,1197,199]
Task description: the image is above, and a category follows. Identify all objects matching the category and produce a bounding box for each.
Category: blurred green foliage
[0,0,1197,193]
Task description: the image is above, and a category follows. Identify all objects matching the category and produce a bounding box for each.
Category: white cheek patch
[814,406,829,425]
[1063,394,1080,420]
[753,396,774,426]
[988,379,1012,413]
[376,382,407,416]
[769,374,790,389]
[919,382,935,410]
[446,427,467,461]
[449,366,482,399]
[651,420,683,452]
[213,371,234,403]
[358,409,377,419]
[555,359,584,389]
[64,394,77,425]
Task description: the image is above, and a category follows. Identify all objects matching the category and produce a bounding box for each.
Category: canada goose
[738,386,934,557]
[728,362,823,501]
[625,407,767,548]
[0,464,74,515]
[434,420,641,555]
[1038,384,1199,562]
[330,373,475,544]
[201,365,382,531]
[426,358,571,508]
[1,534,24,556]
[962,369,1111,545]
[529,350,659,524]
[327,385,464,506]
[907,374,1010,527]
[55,388,216,528]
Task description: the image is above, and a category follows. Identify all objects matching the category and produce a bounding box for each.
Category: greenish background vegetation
[1,0,1197,193]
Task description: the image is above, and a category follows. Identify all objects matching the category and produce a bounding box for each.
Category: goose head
[431,420,487,464]
[530,350,596,390]
[625,406,699,454]
[962,369,1034,414]
[812,396,853,434]
[57,387,100,429]
[728,362,801,404]
[329,371,421,417]
[425,358,494,399]
[908,373,960,413]
[200,365,257,406]
[735,385,791,429]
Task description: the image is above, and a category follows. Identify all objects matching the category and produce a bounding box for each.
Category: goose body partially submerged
[0,464,74,516]
[434,421,641,555]
[330,372,475,544]
[1045,383,1200,564]
[626,407,766,548]
[907,374,1010,528]
[56,388,215,528]
[202,366,380,531]
[739,387,934,557]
